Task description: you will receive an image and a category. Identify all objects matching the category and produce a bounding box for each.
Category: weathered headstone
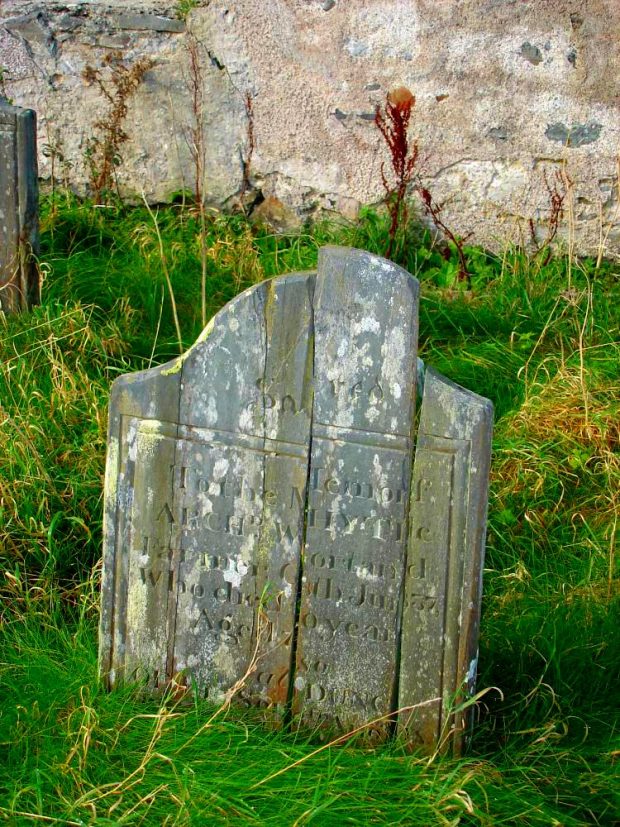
[0,99,39,314]
[99,246,493,751]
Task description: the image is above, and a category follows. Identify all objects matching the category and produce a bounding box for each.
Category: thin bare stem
[250,697,443,790]
[608,508,617,600]
[184,34,210,326]
[240,91,255,207]
[199,203,208,328]
[419,187,472,288]
[141,194,183,354]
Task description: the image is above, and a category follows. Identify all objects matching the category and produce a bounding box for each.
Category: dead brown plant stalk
[375,88,471,284]
[529,168,569,264]
[185,34,206,206]
[184,33,209,326]
[82,53,153,204]
[240,90,255,206]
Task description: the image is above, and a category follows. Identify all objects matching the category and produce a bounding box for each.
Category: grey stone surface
[398,369,493,751]
[100,246,493,750]
[101,272,314,721]
[292,246,419,737]
[0,99,39,313]
[520,42,543,65]
[544,122,603,147]
[112,13,185,33]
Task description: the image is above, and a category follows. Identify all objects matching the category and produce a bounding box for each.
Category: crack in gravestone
[290,248,418,740]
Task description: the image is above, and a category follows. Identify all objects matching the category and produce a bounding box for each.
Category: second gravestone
[99,246,493,750]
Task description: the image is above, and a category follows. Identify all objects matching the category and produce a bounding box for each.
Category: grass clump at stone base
[0,196,618,825]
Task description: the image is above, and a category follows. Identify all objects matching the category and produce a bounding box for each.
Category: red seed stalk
[375,87,419,258]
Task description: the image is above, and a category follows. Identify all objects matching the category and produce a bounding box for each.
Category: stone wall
[1,0,619,254]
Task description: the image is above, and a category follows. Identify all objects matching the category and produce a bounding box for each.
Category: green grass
[0,197,618,824]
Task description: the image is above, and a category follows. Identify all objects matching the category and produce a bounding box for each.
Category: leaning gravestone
[0,99,39,313]
[99,246,493,751]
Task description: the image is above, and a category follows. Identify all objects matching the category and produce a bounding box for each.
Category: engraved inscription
[246,378,299,413]
[290,247,420,734]
[176,433,307,706]
[294,437,411,730]
[121,422,306,701]
[329,376,385,402]
[132,456,305,542]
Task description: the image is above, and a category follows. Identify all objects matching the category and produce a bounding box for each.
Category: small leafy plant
[176,0,203,19]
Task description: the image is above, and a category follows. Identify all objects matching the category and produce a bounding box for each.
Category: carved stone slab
[100,273,314,721]
[0,100,39,313]
[398,368,493,750]
[100,246,493,750]
[293,247,419,737]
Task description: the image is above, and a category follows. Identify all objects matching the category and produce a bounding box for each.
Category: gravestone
[99,246,493,750]
[0,99,39,314]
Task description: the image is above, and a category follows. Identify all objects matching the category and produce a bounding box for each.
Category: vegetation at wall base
[0,196,618,825]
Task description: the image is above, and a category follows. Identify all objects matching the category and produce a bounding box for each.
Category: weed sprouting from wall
[82,53,154,205]
[175,0,204,19]
[529,169,568,264]
[375,87,472,286]
[374,87,419,258]
[419,187,472,289]
[241,91,256,206]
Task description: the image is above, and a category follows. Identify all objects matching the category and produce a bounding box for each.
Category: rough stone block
[0,98,39,313]
[112,13,186,33]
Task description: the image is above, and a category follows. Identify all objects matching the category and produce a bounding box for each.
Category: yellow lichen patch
[213,643,238,682]
[103,436,119,507]
[162,317,216,375]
